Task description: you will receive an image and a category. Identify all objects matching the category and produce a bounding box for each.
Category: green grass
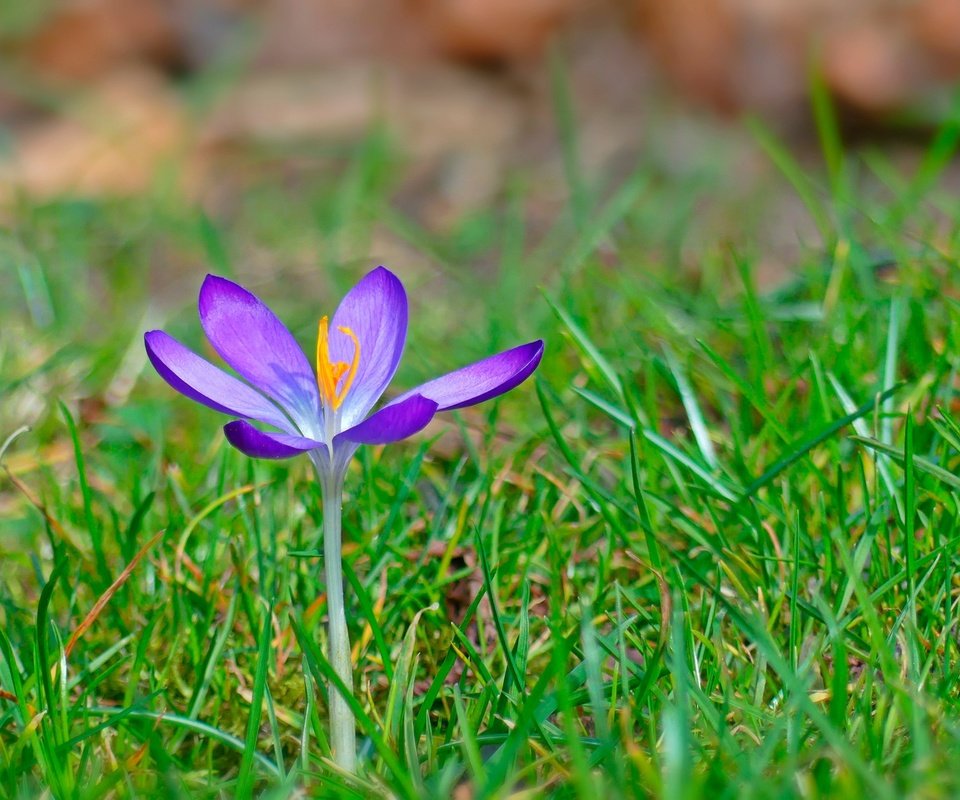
[4,79,960,798]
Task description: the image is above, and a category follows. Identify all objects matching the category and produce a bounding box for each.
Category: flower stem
[319,471,357,772]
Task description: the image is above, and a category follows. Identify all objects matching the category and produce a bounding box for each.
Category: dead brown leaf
[2,68,188,199]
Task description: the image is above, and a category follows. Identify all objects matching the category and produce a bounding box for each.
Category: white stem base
[319,469,357,773]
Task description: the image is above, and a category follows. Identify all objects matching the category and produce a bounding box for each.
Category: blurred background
[2,0,958,214]
[1,0,959,438]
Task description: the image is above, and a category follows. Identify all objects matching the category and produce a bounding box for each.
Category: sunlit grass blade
[544,293,623,399]
[738,384,899,502]
[852,435,960,492]
[236,604,275,798]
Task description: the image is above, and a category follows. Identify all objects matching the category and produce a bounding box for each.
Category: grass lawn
[3,88,960,798]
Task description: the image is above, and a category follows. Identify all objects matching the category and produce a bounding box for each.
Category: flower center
[316,316,360,410]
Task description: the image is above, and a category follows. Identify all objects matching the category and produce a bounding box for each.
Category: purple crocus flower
[144,266,542,476]
[143,265,542,772]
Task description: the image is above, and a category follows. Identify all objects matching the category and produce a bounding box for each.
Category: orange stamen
[316,316,360,410]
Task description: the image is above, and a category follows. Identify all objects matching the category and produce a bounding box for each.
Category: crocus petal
[145,330,294,432]
[329,266,408,428]
[393,340,544,412]
[224,420,327,460]
[335,394,438,446]
[199,275,321,430]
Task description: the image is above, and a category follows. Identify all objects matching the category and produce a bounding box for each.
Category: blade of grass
[737,384,899,502]
[236,604,274,798]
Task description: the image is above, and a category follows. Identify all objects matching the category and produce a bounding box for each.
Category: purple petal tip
[336,393,438,446]
[397,338,544,413]
[224,420,326,460]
